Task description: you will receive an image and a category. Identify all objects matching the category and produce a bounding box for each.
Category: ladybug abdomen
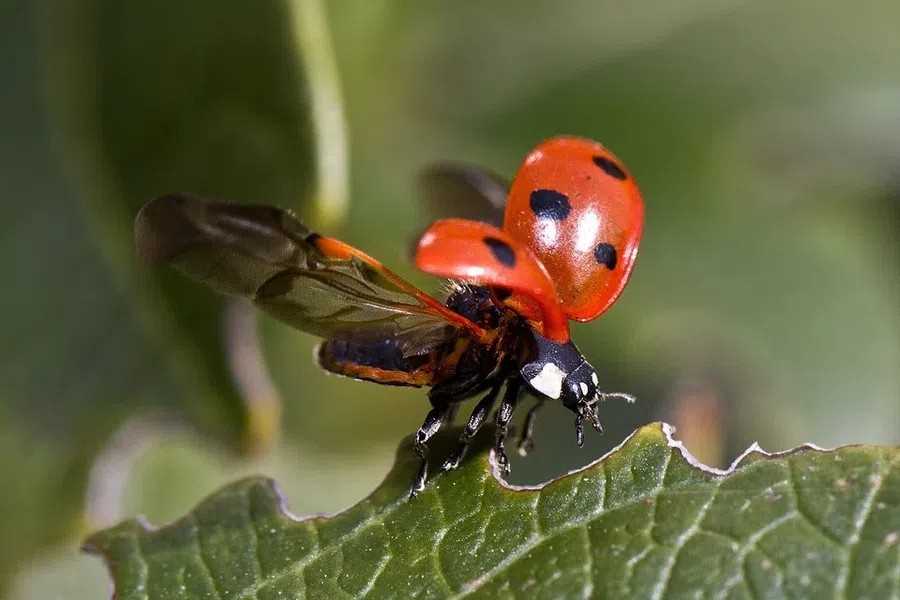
[504,136,644,322]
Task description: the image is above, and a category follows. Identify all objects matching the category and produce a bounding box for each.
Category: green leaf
[85,423,900,599]
[40,0,347,451]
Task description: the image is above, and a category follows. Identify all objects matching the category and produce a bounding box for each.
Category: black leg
[517,398,545,457]
[441,382,502,471]
[573,401,603,448]
[494,377,521,476]
[410,402,452,498]
[574,413,585,447]
[586,401,604,433]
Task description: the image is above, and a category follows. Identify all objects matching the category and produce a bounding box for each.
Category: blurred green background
[3,1,899,597]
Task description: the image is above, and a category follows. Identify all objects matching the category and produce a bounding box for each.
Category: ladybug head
[520,334,600,418]
[560,361,600,411]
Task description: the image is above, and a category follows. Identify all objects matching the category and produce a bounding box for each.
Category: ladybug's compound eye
[560,362,599,411]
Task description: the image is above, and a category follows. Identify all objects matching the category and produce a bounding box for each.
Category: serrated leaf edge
[84,421,861,549]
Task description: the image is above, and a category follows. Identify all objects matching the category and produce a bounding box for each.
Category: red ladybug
[135,136,644,496]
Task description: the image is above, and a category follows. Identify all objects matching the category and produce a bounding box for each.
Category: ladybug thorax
[503,136,644,322]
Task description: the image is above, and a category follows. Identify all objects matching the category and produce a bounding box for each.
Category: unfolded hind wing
[135,193,477,359]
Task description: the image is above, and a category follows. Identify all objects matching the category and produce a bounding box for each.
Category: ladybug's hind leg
[516,397,545,457]
[410,399,453,498]
[493,377,522,477]
[441,381,503,472]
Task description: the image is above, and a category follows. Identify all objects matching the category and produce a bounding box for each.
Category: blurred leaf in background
[4,0,346,594]
[2,0,899,597]
[42,0,324,451]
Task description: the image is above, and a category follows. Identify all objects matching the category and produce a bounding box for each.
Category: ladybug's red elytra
[504,137,644,323]
[135,136,645,496]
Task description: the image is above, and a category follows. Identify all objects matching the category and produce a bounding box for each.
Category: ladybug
[135,136,644,496]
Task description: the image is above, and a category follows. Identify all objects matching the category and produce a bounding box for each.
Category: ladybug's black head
[520,334,600,415]
[560,361,600,411]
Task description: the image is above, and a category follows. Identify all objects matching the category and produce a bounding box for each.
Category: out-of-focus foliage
[87,424,900,599]
[2,0,899,596]
[43,0,322,451]
[5,0,325,593]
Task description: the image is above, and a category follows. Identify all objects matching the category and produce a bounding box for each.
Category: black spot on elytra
[529,189,571,220]
[484,237,516,267]
[592,155,627,180]
[594,243,617,269]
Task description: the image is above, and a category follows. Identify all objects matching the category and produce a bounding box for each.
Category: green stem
[287,0,350,227]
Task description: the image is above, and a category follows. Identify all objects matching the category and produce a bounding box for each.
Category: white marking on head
[591,371,599,385]
[579,382,589,396]
[528,363,566,399]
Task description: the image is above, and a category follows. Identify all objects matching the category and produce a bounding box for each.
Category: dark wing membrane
[418,163,509,227]
[135,193,458,356]
[254,259,455,353]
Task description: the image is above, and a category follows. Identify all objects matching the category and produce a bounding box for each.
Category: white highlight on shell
[535,219,560,249]
[528,363,567,399]
[573,210,601,253]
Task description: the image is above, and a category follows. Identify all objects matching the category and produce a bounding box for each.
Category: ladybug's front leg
[410,400,452,498]
[493,377,522,476]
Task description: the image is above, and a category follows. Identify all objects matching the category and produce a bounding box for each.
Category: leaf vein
[835,458,888,599]
[430,487,454,595]
[785,462,844,547]
[716,510,798,600]
[237,495,407,599]
[242,489,265,585]
[129,528,151,600]
[189,514,225,600]
[449,453,703,600]
[359,551,391,598]
[649,482,719,600]
[580,525,594,600]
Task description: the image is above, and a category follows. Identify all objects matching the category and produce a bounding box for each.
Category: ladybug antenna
[598,392,638,404]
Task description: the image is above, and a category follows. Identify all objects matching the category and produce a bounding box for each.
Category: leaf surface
[86,423,900,599]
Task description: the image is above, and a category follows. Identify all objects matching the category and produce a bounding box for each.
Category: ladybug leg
[441,382,503,471]
[410,400,453,498]
[573,401,604,448]
[516,398,545,457]
[574,413,585,448]
[493,377,522,477]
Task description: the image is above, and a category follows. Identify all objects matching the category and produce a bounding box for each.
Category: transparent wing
[418,162,509,227]
[135,193,470,356]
